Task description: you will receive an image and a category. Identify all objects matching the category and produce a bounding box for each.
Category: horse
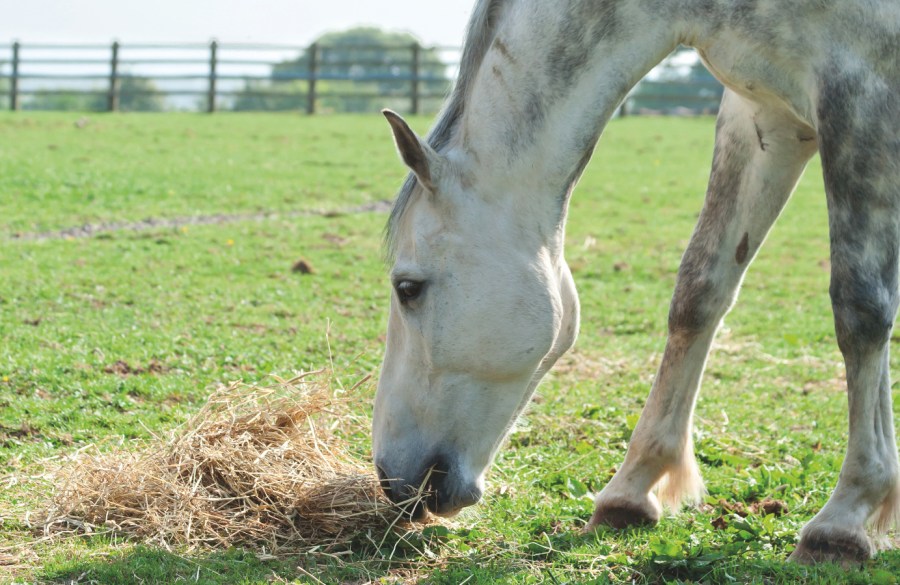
[371,0,899,564]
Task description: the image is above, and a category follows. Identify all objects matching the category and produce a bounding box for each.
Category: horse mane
[384,0,508,260]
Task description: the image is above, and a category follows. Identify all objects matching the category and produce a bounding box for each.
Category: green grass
[0,114,400,235]
[1,112,898,584]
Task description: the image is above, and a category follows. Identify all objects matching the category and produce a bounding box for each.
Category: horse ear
[382,109,442,192]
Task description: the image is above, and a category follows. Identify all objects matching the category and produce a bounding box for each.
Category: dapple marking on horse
[372,0,899,564]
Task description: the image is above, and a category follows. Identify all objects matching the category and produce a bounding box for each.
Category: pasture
[1,112,898,583]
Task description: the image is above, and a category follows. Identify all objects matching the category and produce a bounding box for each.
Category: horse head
[371,111,580,519]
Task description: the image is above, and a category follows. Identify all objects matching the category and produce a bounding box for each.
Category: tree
[25,76,166,112]
[116,76,166,112]
[232,27,450,113]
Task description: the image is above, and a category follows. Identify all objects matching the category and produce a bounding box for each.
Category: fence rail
[0,41,723,115]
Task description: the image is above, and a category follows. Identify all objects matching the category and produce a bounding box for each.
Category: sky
[3,0,475,47]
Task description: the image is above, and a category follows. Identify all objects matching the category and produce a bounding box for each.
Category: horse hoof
[587,496,661,530]
[788,526,874,565]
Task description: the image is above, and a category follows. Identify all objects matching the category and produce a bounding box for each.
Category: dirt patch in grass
[8,200,393,242]
[0,423,43,446]
[291,259,315,274]
[103,359,169,376]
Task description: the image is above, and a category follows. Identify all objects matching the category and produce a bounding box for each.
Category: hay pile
[34,374,409,553]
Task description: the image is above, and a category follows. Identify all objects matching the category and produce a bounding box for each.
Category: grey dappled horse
[372,0,899,564]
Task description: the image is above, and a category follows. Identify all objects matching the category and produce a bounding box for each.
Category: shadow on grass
[36,547,323,585]
[34,544,543,585]
[30,527,900,584]
[637,548,900,585]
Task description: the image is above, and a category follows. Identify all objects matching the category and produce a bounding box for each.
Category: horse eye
[395,280,424,304]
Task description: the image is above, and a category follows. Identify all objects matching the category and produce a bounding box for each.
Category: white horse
[372,0,899,564]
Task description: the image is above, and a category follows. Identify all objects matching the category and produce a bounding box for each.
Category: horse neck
[454,0,680,257]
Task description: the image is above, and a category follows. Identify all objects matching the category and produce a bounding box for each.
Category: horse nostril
[375,464,393,501]
[424,456,451,510]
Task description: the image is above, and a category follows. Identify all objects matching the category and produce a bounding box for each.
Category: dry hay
[32,373,413,554]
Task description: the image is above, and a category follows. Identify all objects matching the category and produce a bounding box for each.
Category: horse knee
[830,280,898,354]
[668,273,730,336]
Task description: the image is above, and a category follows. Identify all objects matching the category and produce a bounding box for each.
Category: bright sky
[3,0,474,47]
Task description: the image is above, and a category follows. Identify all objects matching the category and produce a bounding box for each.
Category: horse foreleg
[789,81,900,564]
[589,90,817,529]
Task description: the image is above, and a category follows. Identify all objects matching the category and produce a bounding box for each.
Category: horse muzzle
[374,454,482,520]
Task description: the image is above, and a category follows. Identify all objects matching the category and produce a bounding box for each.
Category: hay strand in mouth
[32,373,422,553]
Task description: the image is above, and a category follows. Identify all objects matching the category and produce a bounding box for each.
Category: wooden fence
[0,41,723,114]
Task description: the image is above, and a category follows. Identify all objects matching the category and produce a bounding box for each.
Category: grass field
[1,112,898,584]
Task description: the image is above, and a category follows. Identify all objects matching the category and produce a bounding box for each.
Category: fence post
[306,42,318,115]
[107,41,120,112]
[410,42,420,115]
[207,40,218,113]
[10,41,20,111]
